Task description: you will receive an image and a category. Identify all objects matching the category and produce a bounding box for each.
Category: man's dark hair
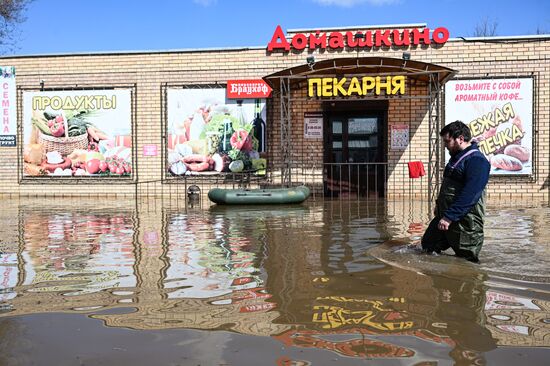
[440,120,472,141]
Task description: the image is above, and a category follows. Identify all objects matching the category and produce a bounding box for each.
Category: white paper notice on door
[304,112,323,139]
[391,124,409,150]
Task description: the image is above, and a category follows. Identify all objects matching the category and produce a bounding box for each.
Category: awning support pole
[280,77,292,187]
[428,73,442,211]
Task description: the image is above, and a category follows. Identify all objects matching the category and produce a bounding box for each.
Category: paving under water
[0,198,548,365]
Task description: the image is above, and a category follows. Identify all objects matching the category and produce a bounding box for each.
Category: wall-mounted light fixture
[306,55,315,69]
[40,79,45,91]
[402,52,411,61]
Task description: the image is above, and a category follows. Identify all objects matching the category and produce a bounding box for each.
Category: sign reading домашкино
[0,66,16,147]
[267,25,449,52]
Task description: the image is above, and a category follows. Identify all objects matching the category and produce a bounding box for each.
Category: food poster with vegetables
[445,78,533,175]
[22,90,133,177]
[167,88,267,176]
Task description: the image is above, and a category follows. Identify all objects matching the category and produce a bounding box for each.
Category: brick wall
[0,35,548,203]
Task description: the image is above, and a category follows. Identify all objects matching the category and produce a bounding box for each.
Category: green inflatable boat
[208,185,310,205]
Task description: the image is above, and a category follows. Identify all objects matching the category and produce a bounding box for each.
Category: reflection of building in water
[92,289,288,336]
[1,204,139,314]
[0,198,137,315]
[164,211,262,299]
[263,206,459,360]
[386,199,430,242]
[2,200,549,361]
[484,290,550,347]
[1,204,291,337]
[90,207,289,335]
[20,209,136,291]
[274,295,456,360]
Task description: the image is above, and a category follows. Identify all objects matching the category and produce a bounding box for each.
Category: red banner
[227,79,272,99]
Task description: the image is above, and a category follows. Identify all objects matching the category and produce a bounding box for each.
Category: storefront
[263,56,455,201]
[0,23,548,203]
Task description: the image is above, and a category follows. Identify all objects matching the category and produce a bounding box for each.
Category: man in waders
[421,121,490,262]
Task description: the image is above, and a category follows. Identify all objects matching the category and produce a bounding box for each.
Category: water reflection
[0,199,549,364]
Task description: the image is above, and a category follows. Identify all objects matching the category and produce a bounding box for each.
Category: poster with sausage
[445,77,533,175]
[166,87,267,176]
[22,90,132,178]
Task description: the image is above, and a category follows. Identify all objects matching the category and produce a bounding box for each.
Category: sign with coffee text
[445,77,533,175]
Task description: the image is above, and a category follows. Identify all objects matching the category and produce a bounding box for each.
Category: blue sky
[11,0,550,55]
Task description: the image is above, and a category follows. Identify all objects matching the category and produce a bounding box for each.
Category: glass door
[325,113,385,197]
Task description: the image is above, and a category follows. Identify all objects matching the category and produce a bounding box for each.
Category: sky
[8,0,550,55]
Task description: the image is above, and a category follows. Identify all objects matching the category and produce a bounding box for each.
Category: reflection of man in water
[434,273,497,364]
[422,121,490,262]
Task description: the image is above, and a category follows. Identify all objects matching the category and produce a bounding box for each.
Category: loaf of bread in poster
[490,154,523,171]
[504,145,530,163]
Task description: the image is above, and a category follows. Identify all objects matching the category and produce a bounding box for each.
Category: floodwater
[0,198,549,365]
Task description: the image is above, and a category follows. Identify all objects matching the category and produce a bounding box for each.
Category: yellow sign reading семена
[308,76,406,98]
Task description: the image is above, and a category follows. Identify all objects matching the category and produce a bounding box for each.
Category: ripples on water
[0,199,548,365]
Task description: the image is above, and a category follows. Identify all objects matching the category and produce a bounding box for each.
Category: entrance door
[325,113,386,197]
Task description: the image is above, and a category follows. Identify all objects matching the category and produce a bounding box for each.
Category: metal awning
[263,56,456,86]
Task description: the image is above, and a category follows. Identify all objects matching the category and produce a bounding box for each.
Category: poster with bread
[445,77,533,175]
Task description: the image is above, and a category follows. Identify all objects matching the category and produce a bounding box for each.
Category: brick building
[0,24,548,203]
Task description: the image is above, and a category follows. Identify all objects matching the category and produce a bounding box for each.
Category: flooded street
[0,198,549,365]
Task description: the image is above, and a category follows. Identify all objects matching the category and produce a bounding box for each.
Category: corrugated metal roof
[263,56,457,86]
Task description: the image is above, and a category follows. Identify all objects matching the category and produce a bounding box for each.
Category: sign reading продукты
[1,67,16,147]
[304,113,323,139]
[226,80,272,99]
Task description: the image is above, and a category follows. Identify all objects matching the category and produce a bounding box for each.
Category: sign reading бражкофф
[0,66,16,147]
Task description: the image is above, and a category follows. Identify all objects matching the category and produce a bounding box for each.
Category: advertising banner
[22,89,132,177]
[226,80,272,99]
[0,66,16,147]
[167,87,267,176]
[445,78,533,175]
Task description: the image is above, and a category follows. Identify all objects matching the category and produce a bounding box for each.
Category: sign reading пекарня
[445,77,533,176]
[308,76,406,98]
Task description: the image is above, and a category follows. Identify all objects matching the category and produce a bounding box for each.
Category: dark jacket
[432,142,490,259]
[441,143,490,222]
